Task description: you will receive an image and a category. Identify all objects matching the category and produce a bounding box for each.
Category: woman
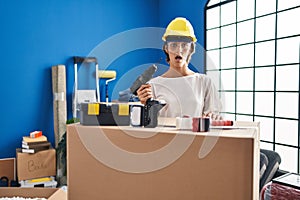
[137,17,222,120]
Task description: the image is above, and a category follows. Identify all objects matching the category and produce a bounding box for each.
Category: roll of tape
[176,117,192,130]
[211,120,233,126]
[53,92,65,101]
[192,117,210,132]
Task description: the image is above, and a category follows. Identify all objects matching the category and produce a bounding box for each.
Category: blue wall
[0,0,208,158]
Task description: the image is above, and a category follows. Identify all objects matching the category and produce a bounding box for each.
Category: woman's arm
[202,76,223,120]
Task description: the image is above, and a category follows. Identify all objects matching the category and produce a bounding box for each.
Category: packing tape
[53,92,65,101]
[176,117,192,130]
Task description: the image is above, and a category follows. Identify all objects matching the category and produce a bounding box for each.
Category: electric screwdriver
[129,64,157,95]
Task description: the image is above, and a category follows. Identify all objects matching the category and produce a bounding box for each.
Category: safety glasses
[167,42,192,53]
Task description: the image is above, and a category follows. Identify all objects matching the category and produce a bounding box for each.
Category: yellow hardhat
[162,17,197,42]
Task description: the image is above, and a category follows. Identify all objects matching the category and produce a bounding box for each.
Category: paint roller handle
[73,56,98,64]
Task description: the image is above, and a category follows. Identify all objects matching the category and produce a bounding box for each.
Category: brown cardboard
[67,124,259,200]
[0,188,67,200]
[0,158,15,183]
[17,148,56,181]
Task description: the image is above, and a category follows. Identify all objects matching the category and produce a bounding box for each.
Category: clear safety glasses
[167,42,192,53]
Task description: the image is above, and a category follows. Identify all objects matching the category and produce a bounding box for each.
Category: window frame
[205,0,300,173]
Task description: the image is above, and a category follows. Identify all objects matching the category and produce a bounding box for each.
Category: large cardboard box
[17,149,56,181]
[0,188,66,200]
[67,123,259,200]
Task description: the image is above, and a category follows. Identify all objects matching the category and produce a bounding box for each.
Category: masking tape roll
[176,117,192,130]
[53,92,65,101]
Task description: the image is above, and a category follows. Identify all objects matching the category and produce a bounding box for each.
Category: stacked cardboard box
[0,131,66,199]
[17,131,56,187]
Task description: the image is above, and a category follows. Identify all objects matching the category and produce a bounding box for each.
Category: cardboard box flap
[0,158,15,181]
[0,188,66,199]
[48,188,67,200]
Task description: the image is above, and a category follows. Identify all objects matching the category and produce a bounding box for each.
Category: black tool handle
[73,56,98,64]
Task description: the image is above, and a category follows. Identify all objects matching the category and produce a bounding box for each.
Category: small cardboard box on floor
[0,188,67,200]
[16,148,56,181]
[2,149,67,200]
[0,158,15,185]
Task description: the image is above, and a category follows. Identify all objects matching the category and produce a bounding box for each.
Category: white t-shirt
[149,73,221,118]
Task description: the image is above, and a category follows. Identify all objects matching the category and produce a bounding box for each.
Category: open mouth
[175,55,182,60]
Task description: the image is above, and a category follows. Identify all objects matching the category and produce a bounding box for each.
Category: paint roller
[98,70,117,103]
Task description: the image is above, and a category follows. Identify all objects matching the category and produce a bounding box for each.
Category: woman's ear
[163,44,169,53]
[189,43,195,55]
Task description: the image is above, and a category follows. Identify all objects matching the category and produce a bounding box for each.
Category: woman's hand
[203,112,223,120]
[136,84,153,105]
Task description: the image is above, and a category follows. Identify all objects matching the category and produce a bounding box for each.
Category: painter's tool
[98,70,117,104]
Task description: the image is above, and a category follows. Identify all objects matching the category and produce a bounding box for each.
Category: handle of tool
[73,56,97,64]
